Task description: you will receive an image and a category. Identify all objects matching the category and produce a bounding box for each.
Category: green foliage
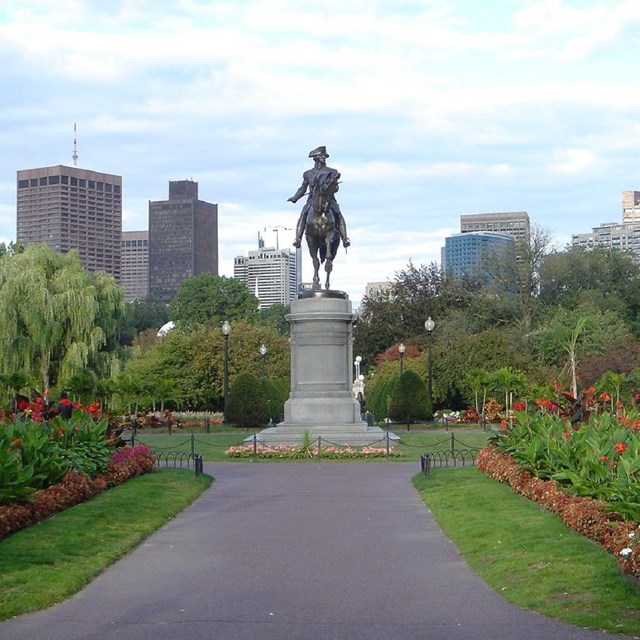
[120,321,290,411]
[388,370,432,423]
[120,297,170,345]
[169,273,259,326]
[539,246,640,312]
[366,369,400,421]
[225,373,270,426]
[0,245,126,392]
[0,413,112,504]
[256,303,290,336]
[491,410,640,522]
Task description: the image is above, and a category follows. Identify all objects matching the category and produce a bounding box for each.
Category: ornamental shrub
[388,370,432,424]
[367,375,399,422]
[225,373,270,427]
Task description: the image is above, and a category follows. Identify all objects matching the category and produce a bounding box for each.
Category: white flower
[629,532,636,539]
[620,547,633,558]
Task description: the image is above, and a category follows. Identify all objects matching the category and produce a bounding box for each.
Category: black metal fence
[131,433,204,477]
[419,433,482,477]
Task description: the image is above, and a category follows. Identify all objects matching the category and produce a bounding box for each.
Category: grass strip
[0,468,212,621]
[414,468,640,636]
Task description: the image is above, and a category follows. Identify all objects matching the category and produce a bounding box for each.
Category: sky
[1,0,640,306]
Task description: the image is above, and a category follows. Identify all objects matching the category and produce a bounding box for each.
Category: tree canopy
[169,274,259,327]
[0,245,126,393]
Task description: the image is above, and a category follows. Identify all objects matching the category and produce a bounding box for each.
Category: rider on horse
[288,146,350,249]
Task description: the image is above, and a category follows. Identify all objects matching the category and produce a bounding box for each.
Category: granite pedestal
[254,290,397,447]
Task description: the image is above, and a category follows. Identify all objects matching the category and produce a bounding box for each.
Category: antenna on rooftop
[72,123,79,166]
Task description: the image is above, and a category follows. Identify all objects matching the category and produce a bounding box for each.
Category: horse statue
[305,170,342,289]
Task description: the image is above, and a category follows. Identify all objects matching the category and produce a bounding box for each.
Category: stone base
[259,291,401,447]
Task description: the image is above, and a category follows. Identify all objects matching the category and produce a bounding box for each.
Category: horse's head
[311,170,340,215]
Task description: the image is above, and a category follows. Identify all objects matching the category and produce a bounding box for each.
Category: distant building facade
[622,190,640,224]
[364,281,392,298]
[234,236,300,309]
[148,180,218,302]
[571,191,640,259]
[121,230,149,302]
[16,165,122,279]
[460,211,530,243]
[442,231,515,278]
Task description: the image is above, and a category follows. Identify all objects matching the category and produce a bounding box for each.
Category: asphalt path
[0,462,624,640]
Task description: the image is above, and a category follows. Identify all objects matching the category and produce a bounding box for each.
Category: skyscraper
[121,230,149,302]
[442,231,515,278]
[234,235,300,309]
[460,211,530,243]
[148,180,218,302]
[16,165,122,279]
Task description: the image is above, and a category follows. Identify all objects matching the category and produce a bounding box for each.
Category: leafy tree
[121,321,290,410]
[388,370,432,425]
[0,246,126,393]
[256,303,290,336]
[480,224,552,330]
[169,274,259,326]
[528,305,630,395]
[120,297,169,345]
[596,371,627,410]
[462,368,491,414]
[225,372,270,426]
[538,246,640,313]
[489,366,527,412]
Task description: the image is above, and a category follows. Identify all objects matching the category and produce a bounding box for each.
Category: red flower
[562,429,571,441]
[614,442,628,454]
[599,392,611,402]
[513,402,527,412]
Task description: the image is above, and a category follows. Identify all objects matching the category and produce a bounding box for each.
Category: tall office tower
[121,230,149,302]
[148,180,218,303]
[234,234,300,309]
[442,231,515,278]
[460,211,530,243]
[16,165,122,279]
[622,191,640,223]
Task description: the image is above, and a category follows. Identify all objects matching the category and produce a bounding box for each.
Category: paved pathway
[0,463,623,640]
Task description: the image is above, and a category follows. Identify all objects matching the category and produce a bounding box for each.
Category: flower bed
[0,444,156,541]
[477,445,640,580]
[225,443,402,460]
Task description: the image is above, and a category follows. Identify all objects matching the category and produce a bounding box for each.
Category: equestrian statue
[288,146,350,290]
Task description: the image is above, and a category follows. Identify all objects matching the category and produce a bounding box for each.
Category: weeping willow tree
[0,245,126,393]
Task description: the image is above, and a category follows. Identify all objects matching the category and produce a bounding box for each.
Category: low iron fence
[419,433,482,477]
[131,433,204,477]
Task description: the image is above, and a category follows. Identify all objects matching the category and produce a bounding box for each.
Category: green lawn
[0,469,212,621]
[414,467,640,636]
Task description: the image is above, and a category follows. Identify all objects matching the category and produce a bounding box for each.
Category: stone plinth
[253,290,397,446]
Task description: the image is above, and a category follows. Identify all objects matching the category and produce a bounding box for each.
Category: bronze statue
[288,147,350,289]
[289,147,350,249]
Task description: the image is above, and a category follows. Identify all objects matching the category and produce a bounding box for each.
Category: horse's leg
[308,237,321,288]
[324,236,334,289]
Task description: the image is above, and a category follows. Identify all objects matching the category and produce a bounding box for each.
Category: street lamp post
[221,320,231,414]
[354,355,362,381]
[399,342,406,375]
[259,343,267,378]
[424,317,435,402]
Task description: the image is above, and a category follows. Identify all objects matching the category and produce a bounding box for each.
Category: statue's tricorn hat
[308,146,329,158]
